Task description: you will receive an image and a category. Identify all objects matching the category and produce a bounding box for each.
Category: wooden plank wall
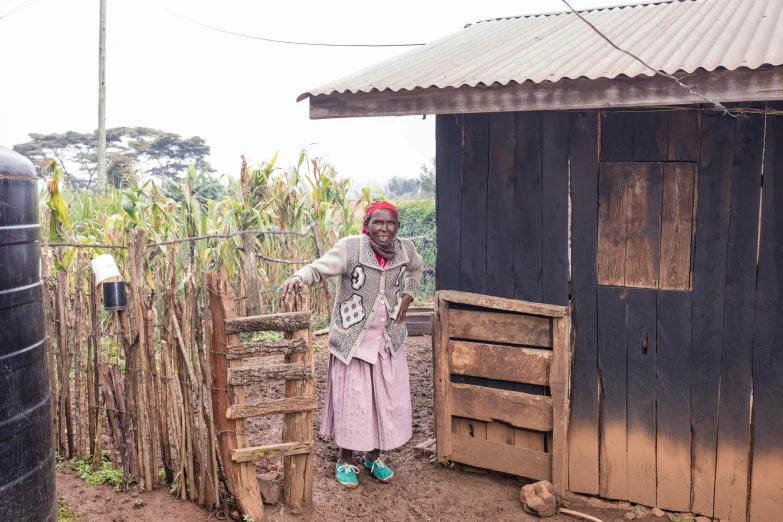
[435,111,568,305]
[434,105,780,519]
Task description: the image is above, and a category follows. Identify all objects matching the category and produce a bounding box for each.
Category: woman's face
[367,208,398,248]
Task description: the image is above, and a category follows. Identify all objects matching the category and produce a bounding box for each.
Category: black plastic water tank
[0,146,56,521]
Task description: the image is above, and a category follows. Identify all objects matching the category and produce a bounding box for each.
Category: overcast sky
[0,0,633,188]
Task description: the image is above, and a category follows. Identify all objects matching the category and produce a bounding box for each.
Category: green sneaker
[335,462,360,488]
[364,457,394,482]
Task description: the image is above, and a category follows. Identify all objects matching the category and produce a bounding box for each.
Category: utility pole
[97,0,107,191]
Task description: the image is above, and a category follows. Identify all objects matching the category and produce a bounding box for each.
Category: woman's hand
[279,276,302,299]
[395,294,414,325]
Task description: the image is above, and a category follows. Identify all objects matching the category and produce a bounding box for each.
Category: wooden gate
[208,274,315,521]
[432,290,569,495]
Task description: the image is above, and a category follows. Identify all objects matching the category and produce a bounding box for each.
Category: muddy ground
[57,335,640,522]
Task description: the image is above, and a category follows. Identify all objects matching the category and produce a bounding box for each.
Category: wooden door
[432,290,569,495]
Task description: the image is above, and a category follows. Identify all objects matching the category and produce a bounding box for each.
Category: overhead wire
[561,0,736,117]
[0,0,37,20]
[163,7,426,48]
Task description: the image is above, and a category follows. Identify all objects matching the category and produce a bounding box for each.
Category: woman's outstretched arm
[279,238,347,298]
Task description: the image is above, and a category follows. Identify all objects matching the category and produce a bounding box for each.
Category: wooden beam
[307,66,783,119]
[226,338,308,359]
[432,296,453,460]
[231,441,314,463]
[450,383,553,432]
[450,434,552,482]
[449,308,552,348]
[226,395,317,420]
[550,314,570,497]
[228,363,311,386]
[224,311,311,334]
[450,341,551,385]
[567,110,600,495]
[437,290,567,317]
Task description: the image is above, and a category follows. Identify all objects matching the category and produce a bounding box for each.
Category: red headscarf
[361,200,398,235]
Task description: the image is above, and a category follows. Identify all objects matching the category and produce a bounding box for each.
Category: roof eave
[302,66,783,119]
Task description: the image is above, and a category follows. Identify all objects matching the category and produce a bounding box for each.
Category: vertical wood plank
[487,422,515,445]
[598,286,628,500]
[460,113,489,295]
[624,163,663,288]
[691,111,735,518]
[433,296,453,459]
[514,429,546,451]
[656,290,692,512]
[514,111,543,302]
[659,163,695,290]
[436,114,463,291]
[568,111,600,495]
[749,102,783,522]
[542,112,569,306]
[485,380,518,443]
[551,314,569,496]
[470,419,487,440]
[597,163,629,286]
[626,289,657,507]
[713,104,764,522]
[667,108,700,161]
[601,111,634,161]
[634,111,668,161]
[486,113,517,391]
[487,112,515,299]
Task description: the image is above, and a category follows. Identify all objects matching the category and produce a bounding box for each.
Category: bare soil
[57,335,634,522]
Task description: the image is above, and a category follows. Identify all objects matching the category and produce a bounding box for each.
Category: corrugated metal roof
[298,0,783,101]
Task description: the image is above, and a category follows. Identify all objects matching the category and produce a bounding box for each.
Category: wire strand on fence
[48,224,319,251]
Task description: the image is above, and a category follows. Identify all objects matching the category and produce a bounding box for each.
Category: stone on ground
[520,480,557,517]
[651,508,665,517]
[625,512,637,520]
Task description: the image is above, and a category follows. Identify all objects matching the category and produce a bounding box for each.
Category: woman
[279,200,423,488]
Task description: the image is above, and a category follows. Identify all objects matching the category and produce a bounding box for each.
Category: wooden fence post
[207,273,265,521]
[312,225,334,319]
[280,282,314,508]
[243,232,261,317]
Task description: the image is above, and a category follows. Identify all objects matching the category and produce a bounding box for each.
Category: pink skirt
[319,351,412,452]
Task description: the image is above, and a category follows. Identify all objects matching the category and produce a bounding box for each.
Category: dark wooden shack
[297,2,783,521]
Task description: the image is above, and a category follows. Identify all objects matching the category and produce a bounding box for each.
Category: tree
[13,127,213,190]
[383,157,435,199]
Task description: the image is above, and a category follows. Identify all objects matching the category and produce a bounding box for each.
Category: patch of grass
[55,453,67,469]
[667,513,695,522]
[632,505,646,512]
[311,313,330,331]
[245,330,283,342]
[58,495,78,522]
[70,454,128,491]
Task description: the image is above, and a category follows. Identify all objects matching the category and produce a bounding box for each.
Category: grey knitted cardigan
[293,234,423,365]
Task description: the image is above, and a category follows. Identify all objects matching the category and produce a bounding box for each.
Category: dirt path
[57,335,632,522]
